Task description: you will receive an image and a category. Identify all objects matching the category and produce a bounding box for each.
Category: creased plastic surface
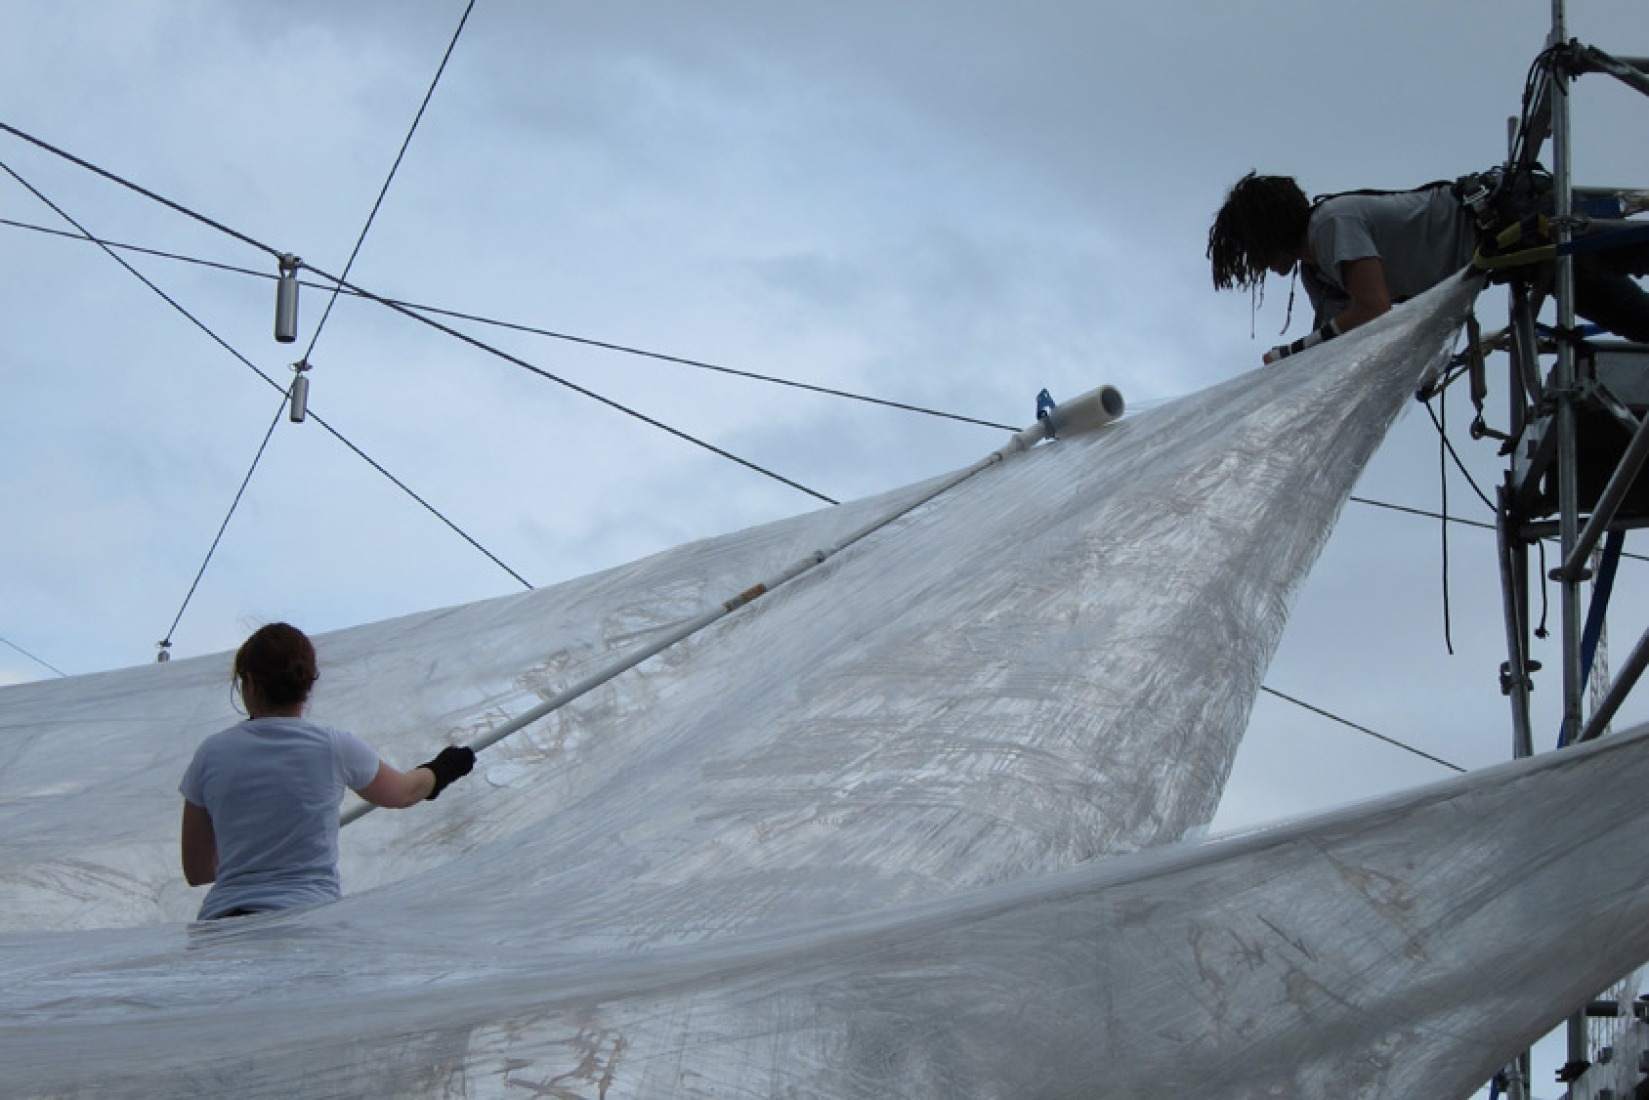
[0,281,1574,1100]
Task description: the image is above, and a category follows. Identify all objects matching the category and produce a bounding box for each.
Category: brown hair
[1207,173,1311,291]
[234,622,318,710]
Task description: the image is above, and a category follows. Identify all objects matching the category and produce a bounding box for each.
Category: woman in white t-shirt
[180,622,474,920]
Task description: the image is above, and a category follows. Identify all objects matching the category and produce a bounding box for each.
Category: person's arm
[1263,256,1393,364]
[354,746,475,809]
[1331,255,1393,333]
[355,762,437,809]
[181,800,218,886]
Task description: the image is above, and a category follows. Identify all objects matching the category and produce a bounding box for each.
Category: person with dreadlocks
[1208,173,1478,364]
[1208,171,1649,363]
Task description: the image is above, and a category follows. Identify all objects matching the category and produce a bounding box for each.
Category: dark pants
[1504,172,1649,344]
[1574,238,1649,344]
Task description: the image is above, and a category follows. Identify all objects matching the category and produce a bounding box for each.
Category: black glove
[419,745,475,800]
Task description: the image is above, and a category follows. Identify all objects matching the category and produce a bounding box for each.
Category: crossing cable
[0,122,840,505]
[1348,496,1649,563]
[13,117,1617,542]
[305,261,842,504]
[296,0,475,363]
[5,191,1640,557]
[161,395,290,654]
[171,0,481,644]
[0,217,268,278]
[0,632,67,678]
[0,158,532,609]
[1351,495,1493,529]
[0,215,1016,432]
[376,298,1019,432]
[9,208,1641,558]
[1259,686,1466,773]
[0,120,282,262]
[0,196,1527,769]
[0,120,1582,760]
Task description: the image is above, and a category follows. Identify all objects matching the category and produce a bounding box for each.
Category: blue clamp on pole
[1035,389,1057,438]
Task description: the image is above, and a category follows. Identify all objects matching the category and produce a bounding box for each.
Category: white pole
[342,386,1124,826]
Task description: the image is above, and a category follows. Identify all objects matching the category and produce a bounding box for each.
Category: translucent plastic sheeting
[0,279,1511,1098]
[13,720,1649,1099]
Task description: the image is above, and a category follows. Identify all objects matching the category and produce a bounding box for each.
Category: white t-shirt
[180,717,380,920]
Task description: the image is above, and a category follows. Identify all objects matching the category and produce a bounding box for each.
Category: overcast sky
[3,2,1646,1089]
[0,0,1646,1039]
[4,0,1647,774]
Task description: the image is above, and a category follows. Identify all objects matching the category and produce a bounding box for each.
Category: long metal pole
[341,388,1124,826]
[1576,620,1649,744]
[1556,408,1649,581]
[1545,0,1595,1086]
[1550,1,1586,758]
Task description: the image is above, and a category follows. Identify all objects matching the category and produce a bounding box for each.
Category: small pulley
[1035,389,1058,438]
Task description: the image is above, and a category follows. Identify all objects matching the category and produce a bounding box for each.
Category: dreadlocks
[1207,173,1311,291]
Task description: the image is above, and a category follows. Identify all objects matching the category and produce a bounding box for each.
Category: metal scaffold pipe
[1554,410,1649,581]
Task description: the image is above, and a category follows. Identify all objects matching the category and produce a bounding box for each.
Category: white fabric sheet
[2,279,1592,1100]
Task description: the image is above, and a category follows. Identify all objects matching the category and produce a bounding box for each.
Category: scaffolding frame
[1489,3,1649,1097]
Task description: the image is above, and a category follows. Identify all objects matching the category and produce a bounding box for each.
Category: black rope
[14,194,1648,563]
[0,157,532,598]
[1348,495,1649,564]
[1510,43,1568,171]
[7,88,1621,655]
[388,297,1018,432]
[1420,357,1478,405]
[1438,382,1455,654]
[1260,685,1466,773]
[0,158,292,655]
[0,215,1016,433]
[303,262,842,504]
[303,407,532,589]
[1535,538,1551,638]
[1350,495,1491,531]
[161,395,289,650]
[0,162,260,364]
[0,150,838,505]
[299,0,475,362]
[1423,399,1496,512]
[0,216,263,277]
[0,118,281,260]
[0,632,67,678]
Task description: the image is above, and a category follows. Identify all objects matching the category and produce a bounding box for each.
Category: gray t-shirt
[1301,186,1478,325]
[180,717,380,920]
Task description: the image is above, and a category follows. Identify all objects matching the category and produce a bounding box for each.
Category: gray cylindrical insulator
[275,261,299,343]
[289,373,309,423]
